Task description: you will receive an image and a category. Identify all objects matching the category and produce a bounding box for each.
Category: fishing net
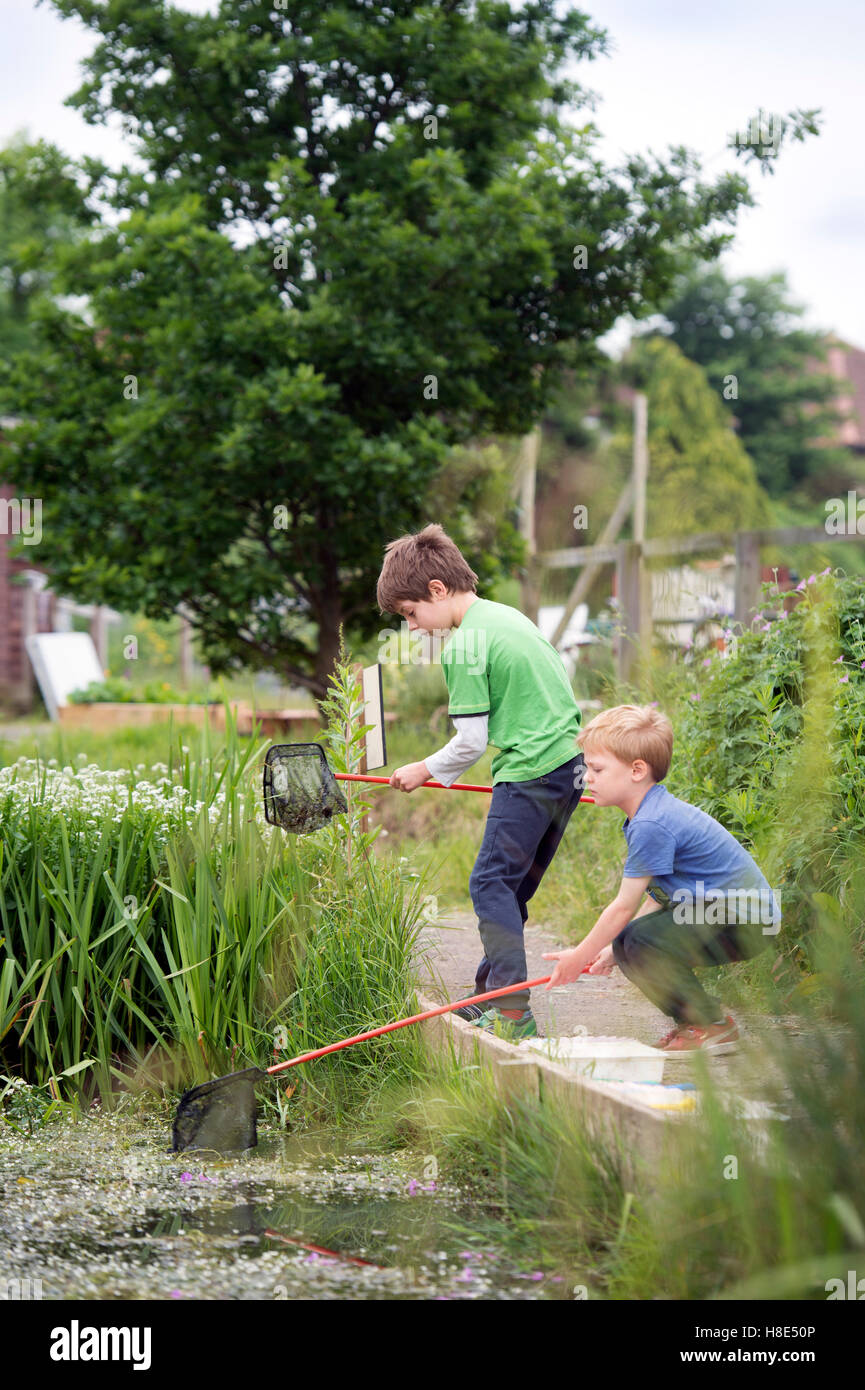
[172,1068,267,1152]
[263,743,348,835]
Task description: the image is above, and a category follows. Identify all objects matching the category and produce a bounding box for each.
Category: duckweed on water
[0,1109,554,1301]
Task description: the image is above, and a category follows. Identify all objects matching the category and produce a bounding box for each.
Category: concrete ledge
[418,992,686,1186]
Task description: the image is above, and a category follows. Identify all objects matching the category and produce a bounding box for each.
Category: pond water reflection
[0,1117,560,1301]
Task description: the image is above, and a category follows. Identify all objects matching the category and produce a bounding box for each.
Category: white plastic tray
[519,1034,666,1083]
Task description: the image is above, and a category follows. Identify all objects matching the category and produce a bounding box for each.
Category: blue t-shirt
[622,783,780,928]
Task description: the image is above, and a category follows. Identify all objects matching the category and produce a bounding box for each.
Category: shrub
[67,677,210,704]
[669,567,865,956]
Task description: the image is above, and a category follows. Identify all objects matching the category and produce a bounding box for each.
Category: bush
[67,677,211,704]
[668,567,865,958]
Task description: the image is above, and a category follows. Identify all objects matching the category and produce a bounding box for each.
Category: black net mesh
[263,743,348,835]
[172,1068,268,1152]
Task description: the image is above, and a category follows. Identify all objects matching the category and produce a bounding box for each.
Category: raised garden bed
[58,701,240,730]
[57,702,395,736]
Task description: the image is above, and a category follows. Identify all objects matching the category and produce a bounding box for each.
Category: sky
[2,0,863,346]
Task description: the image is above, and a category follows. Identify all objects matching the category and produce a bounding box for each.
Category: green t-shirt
[441,598,581,783]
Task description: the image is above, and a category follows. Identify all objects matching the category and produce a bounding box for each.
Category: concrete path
[420,910,669,1042]
[418,909,800,1099]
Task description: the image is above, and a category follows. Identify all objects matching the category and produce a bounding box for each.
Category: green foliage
[658,265,851,497]
[728,106,823,175]
[0,715,279,1095]
[534,337,771,568]
[421,440,526,592]
[0,1075,68,1135]
[2,1,758,692]
[107,612,180,674]
[67,677,211,705]
[0,673,428,1118]
[621,336,772,536]
[669,569,865,958]
[277,849,429,1125]
[0,133,95,402]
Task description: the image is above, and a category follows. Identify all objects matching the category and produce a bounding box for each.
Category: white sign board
[361,663,386,770]
[26,632,105,722]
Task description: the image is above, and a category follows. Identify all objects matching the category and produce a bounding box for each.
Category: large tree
[3,1,771,693]
[657,266,850,499]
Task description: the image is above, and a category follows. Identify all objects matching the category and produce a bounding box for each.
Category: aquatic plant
[1,673,428,1115]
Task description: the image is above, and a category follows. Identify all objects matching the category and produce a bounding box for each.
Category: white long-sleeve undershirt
[424,714,489,787]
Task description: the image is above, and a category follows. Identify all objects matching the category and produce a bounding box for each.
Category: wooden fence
[539,525,865,680]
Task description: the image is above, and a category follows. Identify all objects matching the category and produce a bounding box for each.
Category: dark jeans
[612,905,770,1027]
[469,754,584,1012]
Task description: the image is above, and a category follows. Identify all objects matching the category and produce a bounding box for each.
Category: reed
[1,675,428,1117]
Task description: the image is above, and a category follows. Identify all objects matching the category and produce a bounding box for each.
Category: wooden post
[517,427,541,624]
[90,605,108,671]
[735,532,761,624]
[616,540,643,683]
[632,392,648,545]
[631,392,653,656]
[550,479,633,651]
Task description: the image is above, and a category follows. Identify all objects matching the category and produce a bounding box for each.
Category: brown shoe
[662,1015,739,1056]
[652,1023,685,1051]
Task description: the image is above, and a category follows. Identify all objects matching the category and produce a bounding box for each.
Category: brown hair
[578,704,673,782]
[376,523,478,614]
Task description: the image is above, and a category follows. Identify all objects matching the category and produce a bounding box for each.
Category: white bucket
[519,1034,666,1084]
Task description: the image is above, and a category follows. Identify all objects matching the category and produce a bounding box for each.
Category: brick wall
[0,481,52,709]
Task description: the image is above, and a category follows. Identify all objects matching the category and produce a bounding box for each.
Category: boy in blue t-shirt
[544,704,780,1053]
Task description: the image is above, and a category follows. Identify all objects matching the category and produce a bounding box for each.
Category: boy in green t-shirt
[376,524,584,1038]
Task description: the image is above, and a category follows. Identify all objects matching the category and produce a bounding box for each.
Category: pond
[0,1110,562,1301]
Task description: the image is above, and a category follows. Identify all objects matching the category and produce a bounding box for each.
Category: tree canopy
[626,336,772,537]
[657,265,850,499]
[0,134,95,406]
[3,1,760,693]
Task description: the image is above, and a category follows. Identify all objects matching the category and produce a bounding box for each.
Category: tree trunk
[308,518,346,705]
[310,592,345,706]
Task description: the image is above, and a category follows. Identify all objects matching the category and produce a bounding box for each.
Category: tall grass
[1,679,430,1118]
[273,850,431,1124]
[1,711,286,1092]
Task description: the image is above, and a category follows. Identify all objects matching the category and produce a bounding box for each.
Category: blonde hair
[376,523,478,614]
[578,704,673,782]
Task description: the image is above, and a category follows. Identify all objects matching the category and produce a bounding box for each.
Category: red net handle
[335,772,594,802]
[266,970,592,1078]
